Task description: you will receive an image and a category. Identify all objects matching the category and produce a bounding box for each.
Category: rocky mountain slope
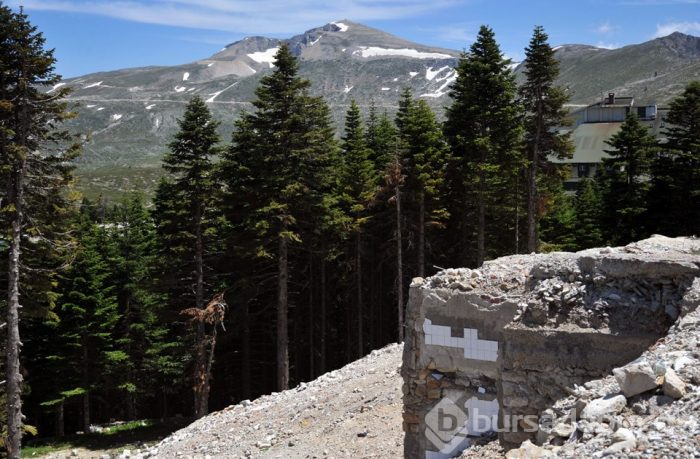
[59,22,700,197]
[546,31,700,105]
[62,21,459,171]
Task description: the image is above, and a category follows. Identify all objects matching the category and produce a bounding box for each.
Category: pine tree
[573,178,603,249]
[365,100,396,172]
[152,95,221,418]
[339,100,377,357]
[599,113,655,244]
[444,25,524,267]
[647,81,700,236]
[519,25,574,252]
[55,216,119,433]
[396,96,449,277]
[107,196,165,420]
[220,44,337,391]
[0,6,78,455]
[539,183,577,252]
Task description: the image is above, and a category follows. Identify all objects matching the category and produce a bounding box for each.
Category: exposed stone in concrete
[612,359,659,397]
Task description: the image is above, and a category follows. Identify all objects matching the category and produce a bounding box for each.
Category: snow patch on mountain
[111,114,122,121]
[207,63,214,67]
[86,104,96,108]
[96,107,104,111]
[425,66,450,81]
[310,37,321,46]
[174,86,186,93]
[145,104,155,110]
[182,72,190,81]
[420,73,457,98]
[354,47,452,59]
[84,81,103,89]
[206,81,238,103]
[242,63,257,74]
[47,82,65,93]
[409,71,418,78]
[343,85,353,93]
[381,87,391,91]
[332,21,349,32]
[248,47,280,66]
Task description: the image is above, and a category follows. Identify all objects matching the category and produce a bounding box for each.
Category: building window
[577,164,591,178]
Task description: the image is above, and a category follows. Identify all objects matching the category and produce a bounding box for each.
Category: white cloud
[596,41,621,49]
[8,0,465,34]
[653,21,700,37]
[596,21,615,34]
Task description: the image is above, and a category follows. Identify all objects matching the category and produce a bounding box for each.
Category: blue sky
[6,0,700,78]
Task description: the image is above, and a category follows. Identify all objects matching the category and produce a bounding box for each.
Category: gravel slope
[151,344,404,458]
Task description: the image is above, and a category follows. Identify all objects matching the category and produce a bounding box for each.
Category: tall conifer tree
[444,25,524,266]
[396,96,448,277]
[599,113,655,244]
[220,44,337,390]
[340,100,376,357]
[0,6,78,455]
[647,81,700,236]
[152,95,221,418]
[520,25,573,252]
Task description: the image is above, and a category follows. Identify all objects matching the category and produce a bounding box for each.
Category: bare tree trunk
[477,191,485,267]
[204,328,218,409]
[476,171,486,266]
[319,256,327,374]
[515,174,520,254]
[124,298,136,421]
[527,99,542,253]
[161,390,168,420]
[356,231,363,357]
[5,161,24,459]
[418,190,425,278]
[396,185,404,343]
[308,250,314,379]
[193,203,209,418]
[82,344,90,433]
[241,301,251,400]
[56,400,65,437]
[277,233,289,391]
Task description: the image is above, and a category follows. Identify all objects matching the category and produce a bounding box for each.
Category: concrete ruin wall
[401,236,700,458]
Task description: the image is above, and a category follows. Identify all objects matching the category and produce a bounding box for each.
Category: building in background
[554,93,667,191]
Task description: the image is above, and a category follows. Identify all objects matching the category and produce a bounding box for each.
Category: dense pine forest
[1,5,699,456]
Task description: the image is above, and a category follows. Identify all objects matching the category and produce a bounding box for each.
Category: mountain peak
[204,20,458,76]
[651,31,700,58]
